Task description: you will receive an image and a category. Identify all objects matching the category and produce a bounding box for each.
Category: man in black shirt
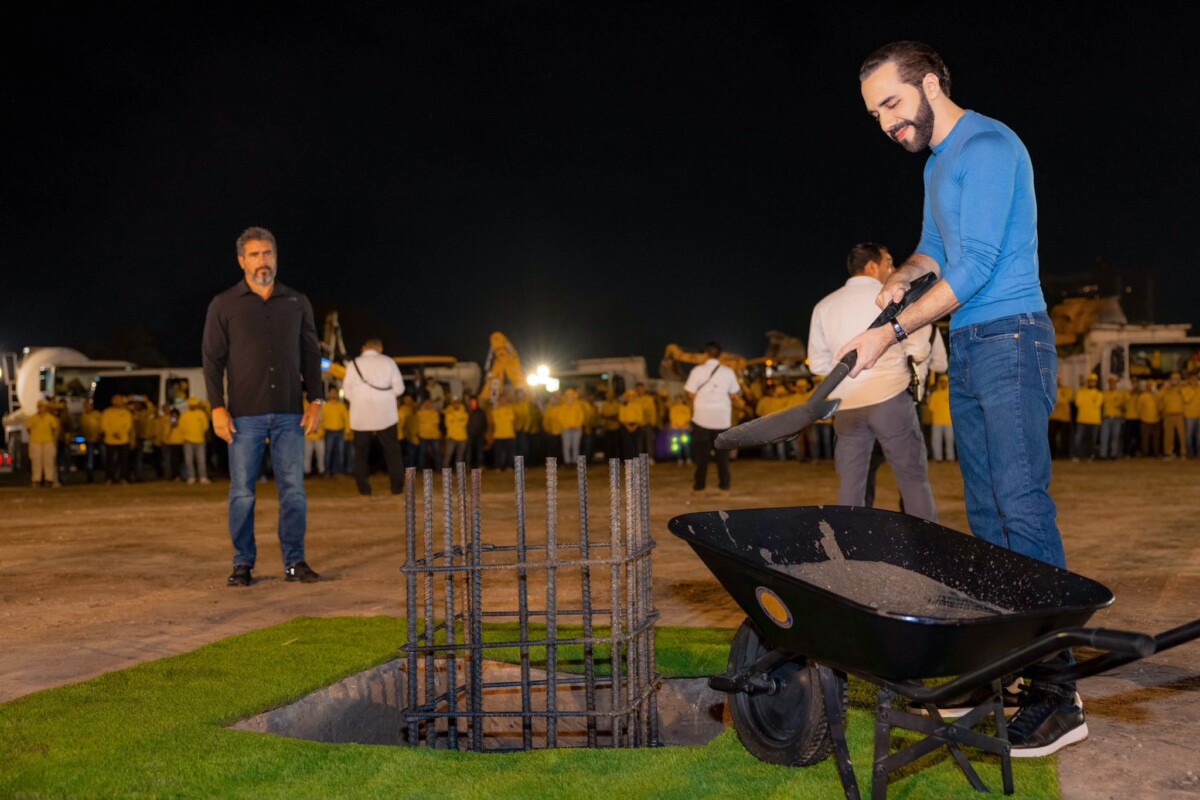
[202,226,324,586]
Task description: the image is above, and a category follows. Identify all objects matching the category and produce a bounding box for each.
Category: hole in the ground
[230,658,728,749]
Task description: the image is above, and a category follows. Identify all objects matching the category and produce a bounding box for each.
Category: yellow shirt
[178,409,210,444]
[1101,389,1128,418]
[1074,387,1104,426]
[27,412,61,445]
[755,396,781,417]
[928,388,952,426]
[619,402,643,427]
[157,415,185,446]
[101,407,134,445]
[1125,392,1142,420]
[542,404,564,435]
[1136,391,1161,424]
[668,402,692,429]
[1184,385,1200,418]
[637,395,659,428]
[396,405,413,440]
[491,405,517,439]
[581,400,598,430]
[80,410,103,443]
[417,408,442,440]
[135,408,158,440]
[1050,386,1073,422]
[1160,385,1186,416]
[323,399,349,432]
[558,401,585,430]
[600,399,621,431]
[513,400,532,433]
[443,406,469,441]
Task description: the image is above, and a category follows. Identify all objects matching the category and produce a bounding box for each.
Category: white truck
[2,347,205,463]
[1057,323,1200,388]
[554,356,664,399]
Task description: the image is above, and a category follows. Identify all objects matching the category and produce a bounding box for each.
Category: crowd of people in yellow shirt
[19,368,1200,489]
[24,394,217,487]
[1050,371,1200,460]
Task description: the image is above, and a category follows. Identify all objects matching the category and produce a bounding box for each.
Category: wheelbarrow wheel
[726,618,848,766]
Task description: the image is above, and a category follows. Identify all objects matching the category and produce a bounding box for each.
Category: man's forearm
[899,252,941,280]
[896,281,961,334]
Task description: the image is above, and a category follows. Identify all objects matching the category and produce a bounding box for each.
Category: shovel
[715,271,939,449]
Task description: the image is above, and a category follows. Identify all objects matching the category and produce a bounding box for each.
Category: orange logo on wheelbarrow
[756,586,793,629]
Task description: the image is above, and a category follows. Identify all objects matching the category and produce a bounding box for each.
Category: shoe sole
[923,703,1020,719]
[1009,721,1088,758]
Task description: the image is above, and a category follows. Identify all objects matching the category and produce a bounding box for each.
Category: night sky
[6,2,1199,373]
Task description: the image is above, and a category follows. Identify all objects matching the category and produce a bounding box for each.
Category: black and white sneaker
[227,565,253,587]
[1008,691,1087,758]
[284,561,320,583]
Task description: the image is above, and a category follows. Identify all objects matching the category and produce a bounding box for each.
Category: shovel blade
[716,399,840,449]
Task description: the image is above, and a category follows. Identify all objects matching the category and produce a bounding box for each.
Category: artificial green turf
[0,617,1060,798]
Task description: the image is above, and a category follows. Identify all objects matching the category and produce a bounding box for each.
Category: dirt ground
[2,456,1197,798]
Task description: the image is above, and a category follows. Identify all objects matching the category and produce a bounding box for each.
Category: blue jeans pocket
[1035,340,1058,413]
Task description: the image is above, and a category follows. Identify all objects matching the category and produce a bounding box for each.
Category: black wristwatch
[891,320,908,341]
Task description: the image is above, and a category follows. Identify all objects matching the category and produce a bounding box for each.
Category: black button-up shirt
[202,280,323,417]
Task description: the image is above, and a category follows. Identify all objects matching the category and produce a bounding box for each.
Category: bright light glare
[527,363,558,391]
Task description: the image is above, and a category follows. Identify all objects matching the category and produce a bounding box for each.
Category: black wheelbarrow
[667,506,1200,799]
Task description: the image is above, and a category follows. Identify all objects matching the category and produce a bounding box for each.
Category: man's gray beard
[252,270,275,286]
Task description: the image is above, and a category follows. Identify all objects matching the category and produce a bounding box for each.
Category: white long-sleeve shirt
[807,275,932,411]
[342,349,405,431]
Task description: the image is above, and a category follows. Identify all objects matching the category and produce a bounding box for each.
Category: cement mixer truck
[1,347,205,467]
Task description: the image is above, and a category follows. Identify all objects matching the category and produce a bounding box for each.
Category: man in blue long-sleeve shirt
[837,41,1084,758]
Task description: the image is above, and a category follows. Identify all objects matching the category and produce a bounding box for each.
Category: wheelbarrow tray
[668,506,1114,680]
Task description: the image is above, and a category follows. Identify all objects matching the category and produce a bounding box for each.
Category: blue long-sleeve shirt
[915,111,1046,329]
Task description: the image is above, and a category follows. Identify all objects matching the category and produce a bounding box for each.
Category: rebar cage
[401,455,660,751]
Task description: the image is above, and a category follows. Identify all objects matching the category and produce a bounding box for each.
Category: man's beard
[251,267,275,287]
[889,86,936,153]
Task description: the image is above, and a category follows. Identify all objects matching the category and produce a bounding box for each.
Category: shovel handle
[868,271,940,330]
[808,351,857,409]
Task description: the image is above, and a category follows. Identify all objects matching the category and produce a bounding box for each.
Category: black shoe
[227,565,253,587]
[284,561,320,583]
[1008,690,1087,757]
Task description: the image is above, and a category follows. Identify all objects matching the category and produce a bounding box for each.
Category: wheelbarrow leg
[818,664,861,800]
[993,681,1014,794]
[873,679,1014,796]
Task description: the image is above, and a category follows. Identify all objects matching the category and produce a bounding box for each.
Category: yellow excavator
[659,343,762,411]
[319,311,471,394]
[482,331,526,402]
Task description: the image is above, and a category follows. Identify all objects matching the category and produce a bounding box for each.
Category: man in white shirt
[684,342,743,497]
[342,339,406,496]
[808,243,937,521]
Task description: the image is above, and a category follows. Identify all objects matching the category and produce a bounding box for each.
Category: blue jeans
[949,312,1066,569]
[324,429,345,475]
[1099,417,1123,459]
[228,414,307,568]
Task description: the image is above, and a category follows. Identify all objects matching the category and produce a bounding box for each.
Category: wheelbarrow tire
[726,618,847,766]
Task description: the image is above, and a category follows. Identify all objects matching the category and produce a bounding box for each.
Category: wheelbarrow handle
[1027,618,1200,685]
[870,626,1157,706]
[1078,627,1156,658]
